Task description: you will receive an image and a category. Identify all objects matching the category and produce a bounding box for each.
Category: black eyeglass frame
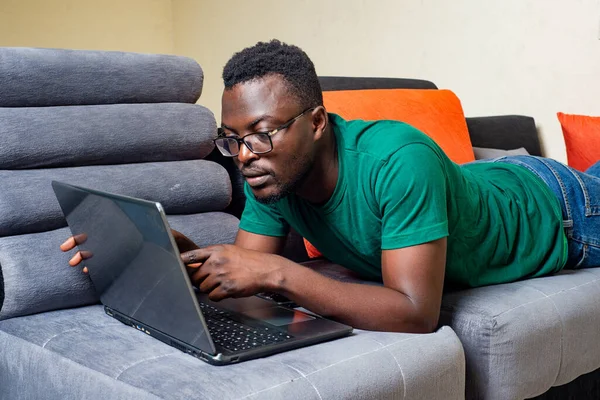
[214,107,315,157]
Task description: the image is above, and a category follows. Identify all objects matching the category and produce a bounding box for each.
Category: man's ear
[311,106,328,142]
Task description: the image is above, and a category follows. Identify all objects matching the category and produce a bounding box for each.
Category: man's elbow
[396,310,439,334]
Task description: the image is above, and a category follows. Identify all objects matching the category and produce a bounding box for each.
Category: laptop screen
[53,181,214,353]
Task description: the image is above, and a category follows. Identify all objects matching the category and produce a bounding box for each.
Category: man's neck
[295,125,339,205]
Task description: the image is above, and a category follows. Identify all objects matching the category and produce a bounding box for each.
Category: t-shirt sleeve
[376,143,449,250]
[238,182,290,237]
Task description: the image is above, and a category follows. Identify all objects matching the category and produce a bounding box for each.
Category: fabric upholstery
[0,212,239,320]
[0,47,203,107]
[0,103,216,169]
[440,268,600,400]
[319,76,438,91]
[466,115,542,156]
[0,304,465,400]
[557,112,600,171]
[472,146,530,160]
[0,160,231,237]
[322,89,475,164]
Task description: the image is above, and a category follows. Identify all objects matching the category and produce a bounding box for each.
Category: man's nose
[237,141,259,164]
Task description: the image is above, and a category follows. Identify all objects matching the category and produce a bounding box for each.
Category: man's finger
[60,234,88,252]
[82,266,89,274]
[198,275,220,293]
[60,237,76,252]
[180,247,214,265]
[68,250,92,266]
[208,287,229,302]
[191,266,210,287]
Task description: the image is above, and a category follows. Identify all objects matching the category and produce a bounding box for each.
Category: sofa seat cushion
[440,268,600,400]
[0,305,465,400]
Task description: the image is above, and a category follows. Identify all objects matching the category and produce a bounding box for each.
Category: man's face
[221,75,315,204]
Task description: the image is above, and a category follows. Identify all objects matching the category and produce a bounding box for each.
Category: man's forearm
[266,258,436,333]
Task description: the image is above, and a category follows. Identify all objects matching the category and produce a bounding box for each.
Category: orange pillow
[557,112,600,171]
[323,88,475,164]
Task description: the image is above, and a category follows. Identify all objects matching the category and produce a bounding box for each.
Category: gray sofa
[2,48,599,400]
[0,48,465,400]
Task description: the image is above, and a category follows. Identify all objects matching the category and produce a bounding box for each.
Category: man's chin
[253,186,288,205]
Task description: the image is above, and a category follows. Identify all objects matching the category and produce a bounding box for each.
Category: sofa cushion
[0,103,217,169]
[322,88,475,164]
[0,212,239,320]
[472,146,530,160]
[440,268,600,400]
[557,112,600,172]
[0,47,203,107]
[0,160,232,237]
[0,305,465,400]
[319,76,438,91]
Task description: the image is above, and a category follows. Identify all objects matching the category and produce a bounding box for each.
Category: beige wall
[0,0,174,54]
[1,0,597,160]
[173,0,600,161]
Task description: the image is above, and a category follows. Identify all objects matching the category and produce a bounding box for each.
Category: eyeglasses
[214,107,315,157]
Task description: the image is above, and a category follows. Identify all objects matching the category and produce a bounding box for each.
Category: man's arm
[235,228,287,255]
[183,237,446,333]
[273,237,447,333]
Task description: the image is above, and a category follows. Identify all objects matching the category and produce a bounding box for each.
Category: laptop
[51,181,352,365]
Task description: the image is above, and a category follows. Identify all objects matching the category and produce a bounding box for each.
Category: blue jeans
[492,156,600,269]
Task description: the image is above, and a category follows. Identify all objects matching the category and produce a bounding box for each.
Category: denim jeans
[491,155,600,269]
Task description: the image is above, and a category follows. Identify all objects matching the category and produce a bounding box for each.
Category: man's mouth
[243,173,270,187]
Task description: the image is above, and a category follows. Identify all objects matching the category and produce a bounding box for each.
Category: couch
[1,48,598,400]
[0,48,464,400]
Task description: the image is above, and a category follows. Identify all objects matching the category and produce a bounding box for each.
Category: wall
[0,0,174,54]
[172,0,600,161]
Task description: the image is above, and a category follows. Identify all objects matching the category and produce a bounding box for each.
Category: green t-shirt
[239,114,568,287]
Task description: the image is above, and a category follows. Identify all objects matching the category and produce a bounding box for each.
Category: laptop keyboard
[199,302,293,352]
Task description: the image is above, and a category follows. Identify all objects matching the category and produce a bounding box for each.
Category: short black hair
[222,39,323,109]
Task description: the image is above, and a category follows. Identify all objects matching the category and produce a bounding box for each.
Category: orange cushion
[304,88,475,258]
[323,88,475,164]
[557,112,600,171]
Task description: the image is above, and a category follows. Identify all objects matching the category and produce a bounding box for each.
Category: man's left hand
[180,244,283,301]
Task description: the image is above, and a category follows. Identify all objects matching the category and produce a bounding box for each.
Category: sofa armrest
[466,115,543,156]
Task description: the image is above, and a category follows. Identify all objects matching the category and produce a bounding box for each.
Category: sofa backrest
[0,48,239,320]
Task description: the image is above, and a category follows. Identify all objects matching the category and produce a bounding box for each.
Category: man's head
[219,40,328,204]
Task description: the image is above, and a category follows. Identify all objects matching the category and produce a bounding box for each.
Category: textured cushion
[0,160,231,237]
[472,146,530,160]
[323,89,476,164]
[319,76,438,91]
[0,305,465,400]
[0,103,216,169]
[0,47,203,107]
[557,112,600,171]
[440,268,600,400]
[0,212,239,319]
[466,115,542,157]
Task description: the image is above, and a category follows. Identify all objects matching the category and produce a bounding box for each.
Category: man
[62,40,600,333]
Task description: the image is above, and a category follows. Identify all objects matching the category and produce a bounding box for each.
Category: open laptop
[52,181,352,365]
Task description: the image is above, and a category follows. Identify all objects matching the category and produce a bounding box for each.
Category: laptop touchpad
[241,307,315,327]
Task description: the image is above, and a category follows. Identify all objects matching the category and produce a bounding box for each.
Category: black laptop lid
[52,181,215,354]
